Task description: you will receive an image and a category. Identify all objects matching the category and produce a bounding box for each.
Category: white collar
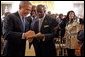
[39,14,46,21]
[18,11,25,20]
[18,11,26,18]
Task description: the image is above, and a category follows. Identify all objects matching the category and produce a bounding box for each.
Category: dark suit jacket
[77,30,84,42]
[77,30,84,56]
[59,18,68,38]
[31,15,58,56]
[3,12,30,56]
[26,16,32,29]
[26,16,37,30]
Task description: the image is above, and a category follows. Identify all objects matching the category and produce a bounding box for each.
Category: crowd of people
[1,1,84,56]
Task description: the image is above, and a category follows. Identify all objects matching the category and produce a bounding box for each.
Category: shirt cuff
[22,33,25,39]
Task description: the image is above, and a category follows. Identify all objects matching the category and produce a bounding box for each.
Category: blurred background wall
[1,1,84,18]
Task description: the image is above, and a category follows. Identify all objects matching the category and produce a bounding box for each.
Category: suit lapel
[25,19,30,32]
[14,12,24,32]
[34,20,39,33]
[41,16,48,32]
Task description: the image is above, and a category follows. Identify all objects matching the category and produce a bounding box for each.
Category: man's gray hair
[19,1,32,9]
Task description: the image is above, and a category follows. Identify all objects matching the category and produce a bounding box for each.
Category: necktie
[30,17,36,30]
[39,19,41,32]
[22,16,25,32]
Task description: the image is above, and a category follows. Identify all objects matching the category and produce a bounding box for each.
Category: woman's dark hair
[65,10,76,21]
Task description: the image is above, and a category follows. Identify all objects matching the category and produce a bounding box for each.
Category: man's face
[59,14,63,19]
[21,4,32,16]
[37,7,45,18]
[31,7,37,17]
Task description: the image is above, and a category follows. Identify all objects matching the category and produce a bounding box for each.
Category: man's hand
[24,30,36,40]
[35,32,45,39]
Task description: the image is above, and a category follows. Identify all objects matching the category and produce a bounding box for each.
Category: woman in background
[65,10,80,56]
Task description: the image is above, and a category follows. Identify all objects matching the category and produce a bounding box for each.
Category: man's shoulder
[45,15,56,21]
[5,12,19,21]
[45,15,58,25]
[26,16,32,21]
[7,12,18,18]
[26,16,31,19]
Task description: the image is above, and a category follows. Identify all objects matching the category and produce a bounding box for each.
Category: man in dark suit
[27,5,37,30]
[3,1,33,56]
[26,5,37,49]
[31,4,58,56]
[77,21,84,56]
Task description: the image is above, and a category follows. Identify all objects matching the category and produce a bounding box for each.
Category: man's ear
[44,10,46,13]
[19,5,21,10]
[19,5,23,10]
